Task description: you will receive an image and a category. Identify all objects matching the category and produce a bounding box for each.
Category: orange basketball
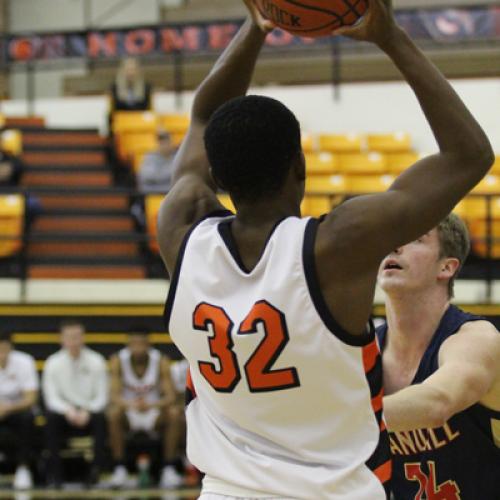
[255,0,368,38]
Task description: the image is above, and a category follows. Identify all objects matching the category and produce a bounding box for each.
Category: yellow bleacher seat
[145,194,164,253]
[305,152,338,175]
[301,195,332,217]
[301,133,316,153]
[0,114,5,128]
[468,219,500,258]
[337,153,387,175]
[0,194,24,257]
[116,132,157,164]
[349,174,395,193]
[385,152,420,174]
[171,133,185,147]
[218,194,236,213]
[306,175,348,194]
[112,111,158,134]
[471,175,500,194]
[160,114,190,134]
[461,197,500,221]
[366,132,412,153]
[1,129,22,156]
[452,199,469,219]
[318,133,362,154]
[490,156,500,174]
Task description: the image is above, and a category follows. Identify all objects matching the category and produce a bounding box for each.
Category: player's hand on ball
[243,0,275,33]
[332,0,399,47]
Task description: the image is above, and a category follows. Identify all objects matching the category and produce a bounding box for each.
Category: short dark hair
[0,330,12,344]
[204,95,302,203]
[59,319,85,333]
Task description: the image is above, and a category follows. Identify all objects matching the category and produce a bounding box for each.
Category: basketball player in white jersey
[107,328,182,489]
[157,0,494,498]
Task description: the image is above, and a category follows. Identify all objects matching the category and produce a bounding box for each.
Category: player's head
[204,95,304,205]
[0,330,12,365]
[127,326,150,359]
[379,213,469,298]
[60,319,85,358]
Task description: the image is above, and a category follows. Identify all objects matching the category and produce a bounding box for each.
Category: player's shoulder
[83,347,107,366]
[10,349,36,367]
[456,319,499,338]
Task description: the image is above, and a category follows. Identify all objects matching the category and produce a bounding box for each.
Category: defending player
[157,0,494,498]
[378,214,500,499]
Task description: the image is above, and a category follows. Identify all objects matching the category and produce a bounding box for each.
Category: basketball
[255,0,369,37]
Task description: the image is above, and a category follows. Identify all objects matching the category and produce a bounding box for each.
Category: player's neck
[385,288,450,357]
[235,198,300,226]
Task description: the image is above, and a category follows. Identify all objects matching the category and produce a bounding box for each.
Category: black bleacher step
[42,208,131,217]
[23,144,105,152]
[29,255,145,266]
[24,165,111,173]
[20,127,100,134]
[29,231,145,242]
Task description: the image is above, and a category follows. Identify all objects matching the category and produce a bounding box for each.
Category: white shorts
[126,408,159,432]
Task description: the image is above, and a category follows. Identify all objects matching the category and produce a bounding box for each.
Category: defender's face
[378,229,443,294]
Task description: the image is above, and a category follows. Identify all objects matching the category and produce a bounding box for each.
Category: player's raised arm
[157,3,273,273]
[322,0,494,261]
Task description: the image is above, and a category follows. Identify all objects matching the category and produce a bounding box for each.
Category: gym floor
[0,488,201,499]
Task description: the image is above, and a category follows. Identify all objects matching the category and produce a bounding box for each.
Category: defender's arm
[384,321,500,432]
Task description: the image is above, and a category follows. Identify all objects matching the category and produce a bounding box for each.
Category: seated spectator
[42,320,108,487]
[107,328,183,489]
[111,57,152,112]
[0,149,22,187]
[137,130,177,193]
[0,330,38,490]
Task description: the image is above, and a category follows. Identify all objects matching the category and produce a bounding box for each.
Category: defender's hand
[242,0,275,33]
[332,0,400,48]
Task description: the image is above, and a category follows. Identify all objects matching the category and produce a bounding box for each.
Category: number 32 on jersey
[193,300,300,393]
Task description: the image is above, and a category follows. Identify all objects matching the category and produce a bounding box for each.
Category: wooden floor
[0,488,200,499]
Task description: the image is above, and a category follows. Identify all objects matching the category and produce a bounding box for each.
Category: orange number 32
[193,300,300,393]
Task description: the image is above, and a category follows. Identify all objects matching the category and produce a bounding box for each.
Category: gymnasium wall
[2,78,499,152]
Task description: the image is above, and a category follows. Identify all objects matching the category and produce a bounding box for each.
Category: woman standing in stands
[111,58,152,112]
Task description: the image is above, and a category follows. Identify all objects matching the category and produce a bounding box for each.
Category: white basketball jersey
[165,212,391,499]
[119,347,162,403]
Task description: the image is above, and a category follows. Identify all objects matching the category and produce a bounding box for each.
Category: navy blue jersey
[377,305,500,500]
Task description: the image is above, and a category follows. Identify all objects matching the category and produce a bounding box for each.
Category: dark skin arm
[157,3,273,275]
[316,0,494,335]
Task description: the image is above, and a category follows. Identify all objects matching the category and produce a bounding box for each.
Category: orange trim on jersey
[380,419,387,432]
[373,459,392,484]
[362,338,379,373]
[186,368,196,397]
[371,388,384,413]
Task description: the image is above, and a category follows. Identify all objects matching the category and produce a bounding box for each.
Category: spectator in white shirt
[42,320,108,487]
[0,330,38,490]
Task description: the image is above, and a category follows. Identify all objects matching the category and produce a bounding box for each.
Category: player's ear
[438,257,460,280]
[293,150,306,182]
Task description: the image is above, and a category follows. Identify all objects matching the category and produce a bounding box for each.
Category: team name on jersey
[390,422,461,456]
